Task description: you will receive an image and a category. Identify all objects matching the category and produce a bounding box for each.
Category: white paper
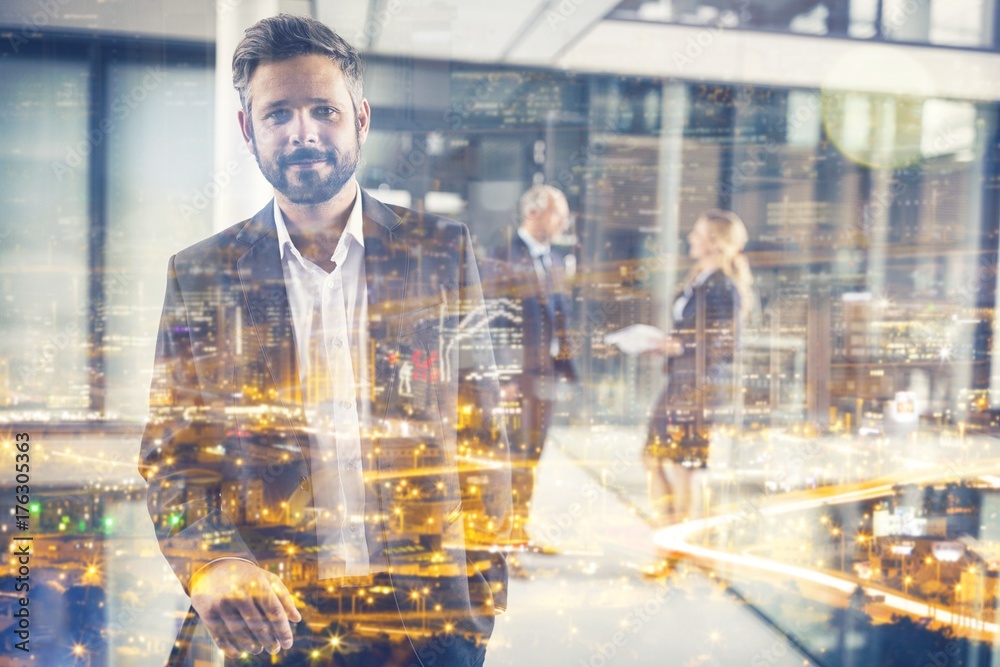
[605,324,668,355]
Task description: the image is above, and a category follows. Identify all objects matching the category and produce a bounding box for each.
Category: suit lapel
[235,202,306,453]
[360,189,409,422]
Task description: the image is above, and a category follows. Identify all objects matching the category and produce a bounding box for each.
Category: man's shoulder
[175,221,245,259]
[489,230,530,262]
[371,196,469,241]
[171,205,270,269]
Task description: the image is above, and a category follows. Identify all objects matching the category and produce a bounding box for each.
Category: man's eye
[315,107,337,117]
[265,109,290,121]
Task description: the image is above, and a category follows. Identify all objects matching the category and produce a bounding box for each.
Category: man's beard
[252,133,361,205]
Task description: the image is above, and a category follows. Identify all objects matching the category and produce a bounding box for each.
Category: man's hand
[189,559,302,658]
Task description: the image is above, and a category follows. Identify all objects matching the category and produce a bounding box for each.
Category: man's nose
[288,112,319,145]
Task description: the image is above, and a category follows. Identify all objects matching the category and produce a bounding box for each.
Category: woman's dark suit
[645,269,742,468]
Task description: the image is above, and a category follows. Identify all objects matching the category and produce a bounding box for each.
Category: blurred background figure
[643,209,753,524]
[492,184,578,546]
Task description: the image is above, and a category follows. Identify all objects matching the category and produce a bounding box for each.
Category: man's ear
[357,98,371,145]
[238,109,255,152]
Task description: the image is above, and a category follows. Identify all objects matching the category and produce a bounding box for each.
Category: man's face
[535,195,571,243]
[239,53,370,205]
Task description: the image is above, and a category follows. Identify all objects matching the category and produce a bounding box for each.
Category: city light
[6,6,1000,666]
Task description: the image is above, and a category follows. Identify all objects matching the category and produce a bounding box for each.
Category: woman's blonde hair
[697,209,753,321]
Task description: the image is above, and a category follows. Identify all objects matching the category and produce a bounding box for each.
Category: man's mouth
[283,149,329,170]
[286,158,326,169]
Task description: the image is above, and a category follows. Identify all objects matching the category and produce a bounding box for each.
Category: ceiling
[316,0,621,64]
[2,0,995,100]
[316,0,1000,101]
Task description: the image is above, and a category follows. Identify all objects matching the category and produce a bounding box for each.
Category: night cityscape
[4,1,1000,666]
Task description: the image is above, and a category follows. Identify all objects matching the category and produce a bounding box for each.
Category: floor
[485,426,817,667]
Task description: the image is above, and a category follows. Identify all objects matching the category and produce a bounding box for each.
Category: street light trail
[653,464,1000,635]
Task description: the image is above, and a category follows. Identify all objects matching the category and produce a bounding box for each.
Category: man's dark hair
[232,14,364,117]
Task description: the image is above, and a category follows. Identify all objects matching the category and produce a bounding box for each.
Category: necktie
[536,252,557,327]
[539,252,554,296]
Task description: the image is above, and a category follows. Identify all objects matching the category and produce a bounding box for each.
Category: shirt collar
[517,226,550,259]
[274,181,365,265]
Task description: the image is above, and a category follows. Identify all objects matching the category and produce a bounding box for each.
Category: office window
[0,59,90,413]
[102,61,215,419]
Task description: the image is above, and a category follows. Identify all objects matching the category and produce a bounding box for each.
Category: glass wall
[0,39,216,667]
[103,61,215,420]
[610,0,999,48]
[0,58,91,415]
[3,15,1000,667]
[360,59,1000,664]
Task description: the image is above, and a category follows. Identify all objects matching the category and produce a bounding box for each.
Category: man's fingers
[227,595,281,655]
[219,603,266,657]
[188,561,297,657]
[254,589,294,651]
[267,573,303,625]
[202,609,246,658]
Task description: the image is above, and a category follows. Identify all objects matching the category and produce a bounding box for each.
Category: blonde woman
[643,209,752,524]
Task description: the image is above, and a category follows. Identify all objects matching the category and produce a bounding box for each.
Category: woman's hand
[659,337,683,356]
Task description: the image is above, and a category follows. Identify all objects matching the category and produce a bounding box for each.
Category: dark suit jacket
[488,233,576,398]
[660,269,742,421]
[139,190,511,657]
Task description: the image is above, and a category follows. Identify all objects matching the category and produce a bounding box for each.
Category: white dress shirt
[517,226,552,281]
[274,182,376,580]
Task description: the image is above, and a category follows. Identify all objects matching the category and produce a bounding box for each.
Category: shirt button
[333,337,343,348]
[341,400,353,410]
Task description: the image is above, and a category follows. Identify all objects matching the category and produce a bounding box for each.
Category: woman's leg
[642,450,673,524]
[666,464,693,521]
